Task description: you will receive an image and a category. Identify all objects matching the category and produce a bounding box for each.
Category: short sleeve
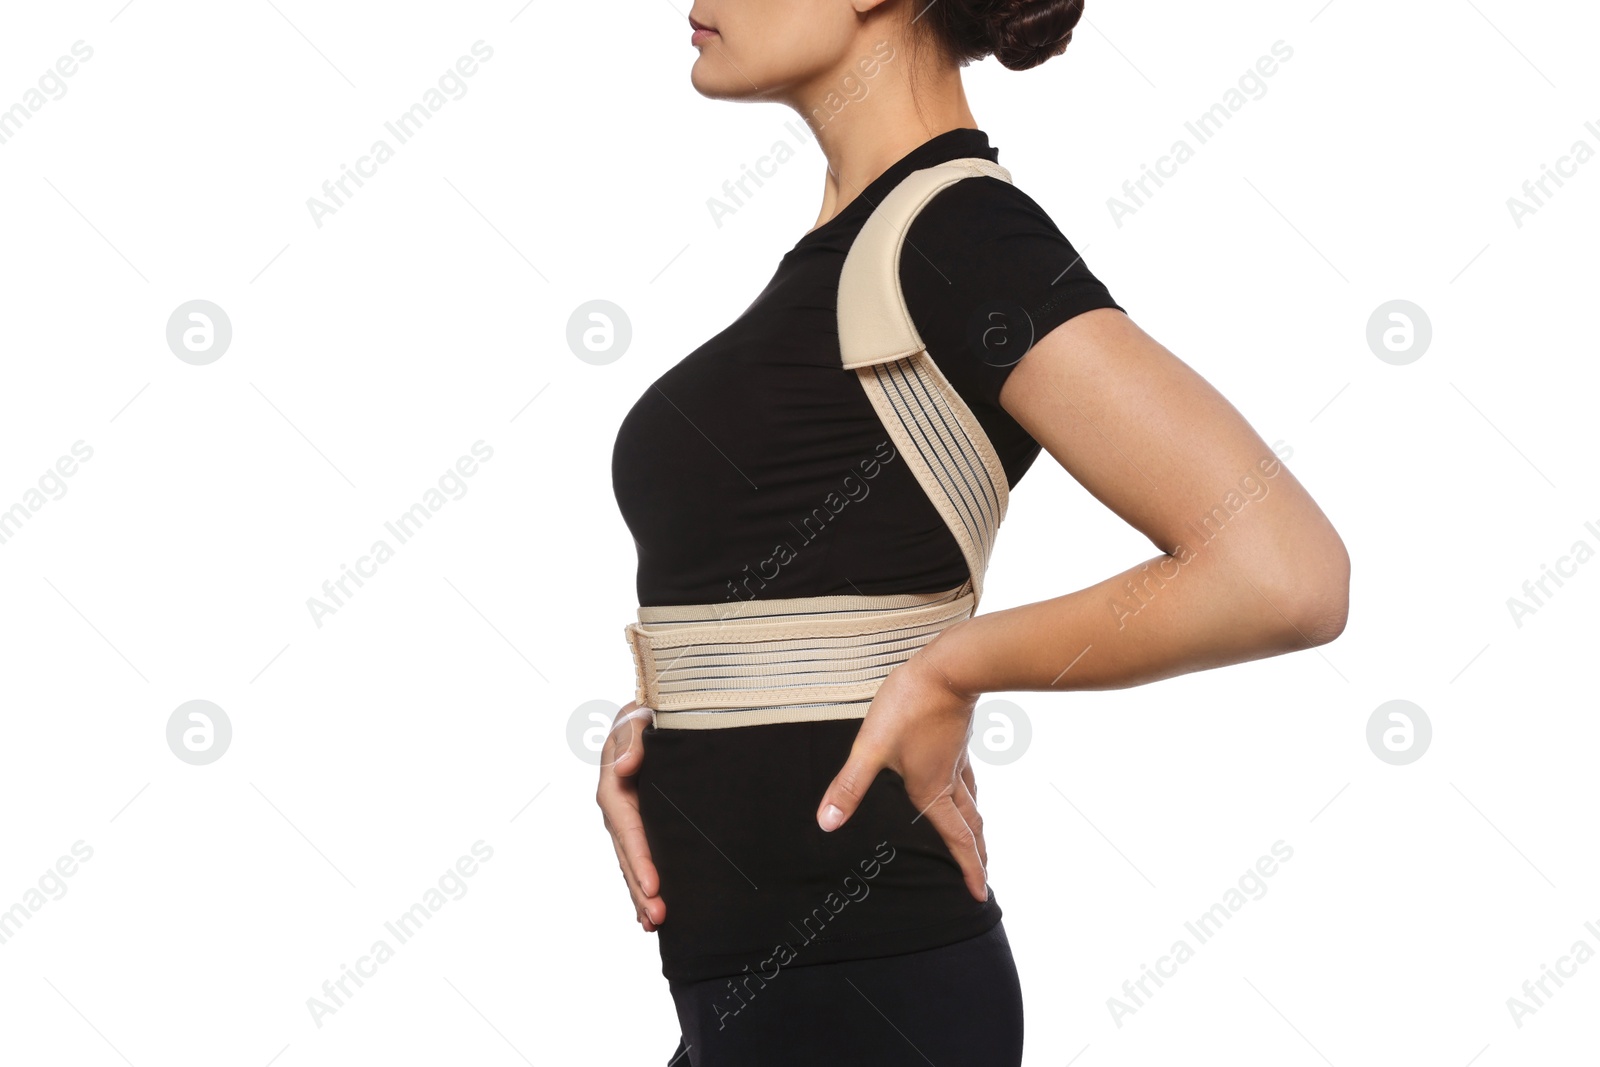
[898,175,1123,411]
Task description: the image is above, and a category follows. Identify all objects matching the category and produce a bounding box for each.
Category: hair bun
[923,0,1086,72]
[985,0,1085,71]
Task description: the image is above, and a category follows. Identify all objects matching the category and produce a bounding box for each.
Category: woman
[599,1,1351,1063]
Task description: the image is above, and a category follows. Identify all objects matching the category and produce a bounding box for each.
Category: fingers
[596,701,664,930]
[598,781,666,928]
[607,829,663,931]
[951,771,987,872]
[924,793,988,902]
[603,788,662,897]
[817,740,887,832]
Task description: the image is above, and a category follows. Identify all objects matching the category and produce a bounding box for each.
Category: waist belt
[624,156,1013,730]
[625,580,975,730]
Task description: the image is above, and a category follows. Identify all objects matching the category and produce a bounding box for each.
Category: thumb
[605,704,653,776]
[817,741,884,832]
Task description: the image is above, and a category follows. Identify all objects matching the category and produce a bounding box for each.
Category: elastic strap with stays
[622,156,1013,729]
[836,156,1011,611]
[626,582,974,728]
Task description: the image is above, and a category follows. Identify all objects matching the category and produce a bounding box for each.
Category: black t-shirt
[613,127,1121,608]
[610,127,1123,983]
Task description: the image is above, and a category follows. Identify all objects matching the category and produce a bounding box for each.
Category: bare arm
[924,307,1350,696]
[815,307,1350,899]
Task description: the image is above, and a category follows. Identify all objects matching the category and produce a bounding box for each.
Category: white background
[1,1,1596,1064]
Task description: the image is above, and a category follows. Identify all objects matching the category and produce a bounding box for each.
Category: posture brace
[624,157,1014,730]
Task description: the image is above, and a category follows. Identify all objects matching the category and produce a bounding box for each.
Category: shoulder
[895,172,1123,410]
[903,173,1070,254]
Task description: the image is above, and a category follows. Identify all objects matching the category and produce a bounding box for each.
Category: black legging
[663,921,1024,1066]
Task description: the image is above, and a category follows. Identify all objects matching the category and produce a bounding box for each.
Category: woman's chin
[689,62,757,102]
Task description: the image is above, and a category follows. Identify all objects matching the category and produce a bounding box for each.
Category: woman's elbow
[1278,524,1351,647]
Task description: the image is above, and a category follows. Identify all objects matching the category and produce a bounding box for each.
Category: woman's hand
[595,700,666,931]
[814,631,989,901]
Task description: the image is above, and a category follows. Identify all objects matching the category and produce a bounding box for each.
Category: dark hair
[921,0,1086,71]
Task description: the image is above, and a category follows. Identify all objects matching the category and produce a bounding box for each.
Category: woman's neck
[795,51,977,233]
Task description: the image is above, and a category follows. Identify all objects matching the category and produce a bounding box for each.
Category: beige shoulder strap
[836,155,1013,611]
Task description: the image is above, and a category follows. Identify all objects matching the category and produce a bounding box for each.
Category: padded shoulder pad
[836,156,1012,369]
